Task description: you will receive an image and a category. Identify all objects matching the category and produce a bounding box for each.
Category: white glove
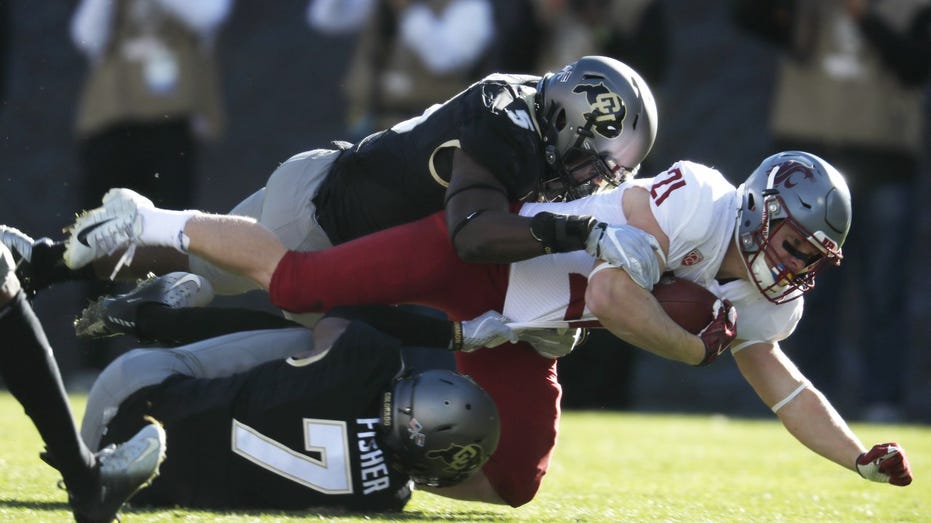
[518,327,585,359]
[455,310,518,352]
[584,223,665,290]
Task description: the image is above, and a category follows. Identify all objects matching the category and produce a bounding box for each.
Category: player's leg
[0,245,97,492]
[271,212,482,312]
[454,344,561,507]
[188,148,338,295]
[81,326,311,448]
[0,244,166,522]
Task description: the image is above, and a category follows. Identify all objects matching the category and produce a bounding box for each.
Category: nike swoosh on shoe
[76,218,117,247]
[133,437,162,464]
[168,274,202,292]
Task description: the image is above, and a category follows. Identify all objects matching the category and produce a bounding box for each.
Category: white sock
[137,207,200,252]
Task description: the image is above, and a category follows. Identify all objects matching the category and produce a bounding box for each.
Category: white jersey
[504,161,803,346]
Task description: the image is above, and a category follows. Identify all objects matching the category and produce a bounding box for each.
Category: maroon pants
[271,212,560,506]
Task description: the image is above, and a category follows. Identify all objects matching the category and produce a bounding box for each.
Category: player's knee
[483,448,551,507]
[489,466,546,507]
[113,347,185,387]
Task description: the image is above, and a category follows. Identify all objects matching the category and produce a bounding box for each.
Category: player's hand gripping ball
[651,274,737,366]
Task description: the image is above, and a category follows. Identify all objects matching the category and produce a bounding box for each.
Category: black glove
[529,212,599,254]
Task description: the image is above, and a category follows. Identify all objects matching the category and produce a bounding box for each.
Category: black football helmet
[736,151,852,303]
[536,55,658,201]
[379,369,500,487]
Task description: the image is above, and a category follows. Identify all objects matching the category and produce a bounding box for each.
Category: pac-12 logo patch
[681,248,704,266]
[572,82,626,138]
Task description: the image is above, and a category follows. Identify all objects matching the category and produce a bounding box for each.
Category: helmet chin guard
[735,151,852,304]
[537,56,657,201]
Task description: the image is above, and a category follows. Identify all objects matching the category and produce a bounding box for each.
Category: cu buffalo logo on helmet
[426,443,486,473]
[571,82,626,138]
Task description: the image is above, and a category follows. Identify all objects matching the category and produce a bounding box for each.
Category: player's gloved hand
[453,310,517,352]
[696,299,737,366]
[518,327,585,359]
[857,443,912,486]
[584,222,664,290]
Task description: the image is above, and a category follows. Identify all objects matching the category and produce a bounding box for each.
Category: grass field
[0,393,927,522]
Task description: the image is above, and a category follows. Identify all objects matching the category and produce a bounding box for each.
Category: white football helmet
[735,151,852,303]
[536,56,658,200]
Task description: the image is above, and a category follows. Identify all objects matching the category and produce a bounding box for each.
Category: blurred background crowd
[1,0,929,423]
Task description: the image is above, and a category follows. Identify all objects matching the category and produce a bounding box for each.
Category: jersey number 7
[232,418,353,494]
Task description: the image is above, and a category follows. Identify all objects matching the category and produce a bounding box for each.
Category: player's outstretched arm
[734,342,912,486]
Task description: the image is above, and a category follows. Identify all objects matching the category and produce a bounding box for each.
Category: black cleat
[74,272,214,339]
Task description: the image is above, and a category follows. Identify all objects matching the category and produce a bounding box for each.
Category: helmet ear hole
[746,193,756,211]
[554,109,567,132]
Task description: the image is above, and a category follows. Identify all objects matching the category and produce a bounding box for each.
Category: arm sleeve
[326,305,453,349]
[136,305,301,345]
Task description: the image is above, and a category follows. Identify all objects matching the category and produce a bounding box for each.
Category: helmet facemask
[538,103,634,201]
[740,215,839,304]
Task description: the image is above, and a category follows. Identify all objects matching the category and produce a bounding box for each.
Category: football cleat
[0,225,35,263]
[70,421,167,523]
[64,188,153,271]
[75,272,215,339]
[0,243,21,297]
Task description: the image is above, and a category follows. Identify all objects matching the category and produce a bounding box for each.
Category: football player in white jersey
[57,150,914,504]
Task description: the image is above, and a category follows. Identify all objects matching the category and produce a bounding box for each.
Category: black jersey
[102,322,412,512]
[314,73,549,244]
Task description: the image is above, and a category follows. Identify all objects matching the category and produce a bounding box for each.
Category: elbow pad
[585,223,665,290]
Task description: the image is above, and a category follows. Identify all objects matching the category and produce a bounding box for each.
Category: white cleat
[64,188,153,272]
[0,225,35,263]
[0,243,21,297]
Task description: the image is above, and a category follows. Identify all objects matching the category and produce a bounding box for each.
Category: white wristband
[137,207,199,253]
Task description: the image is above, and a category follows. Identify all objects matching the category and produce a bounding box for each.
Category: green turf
[0,393,927,522]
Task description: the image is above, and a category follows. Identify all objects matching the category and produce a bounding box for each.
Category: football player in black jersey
[79,306,500,512]
[3,55,659,507]
[10,55,657,293]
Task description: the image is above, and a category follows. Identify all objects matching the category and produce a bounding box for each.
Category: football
[651,274,717,334]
